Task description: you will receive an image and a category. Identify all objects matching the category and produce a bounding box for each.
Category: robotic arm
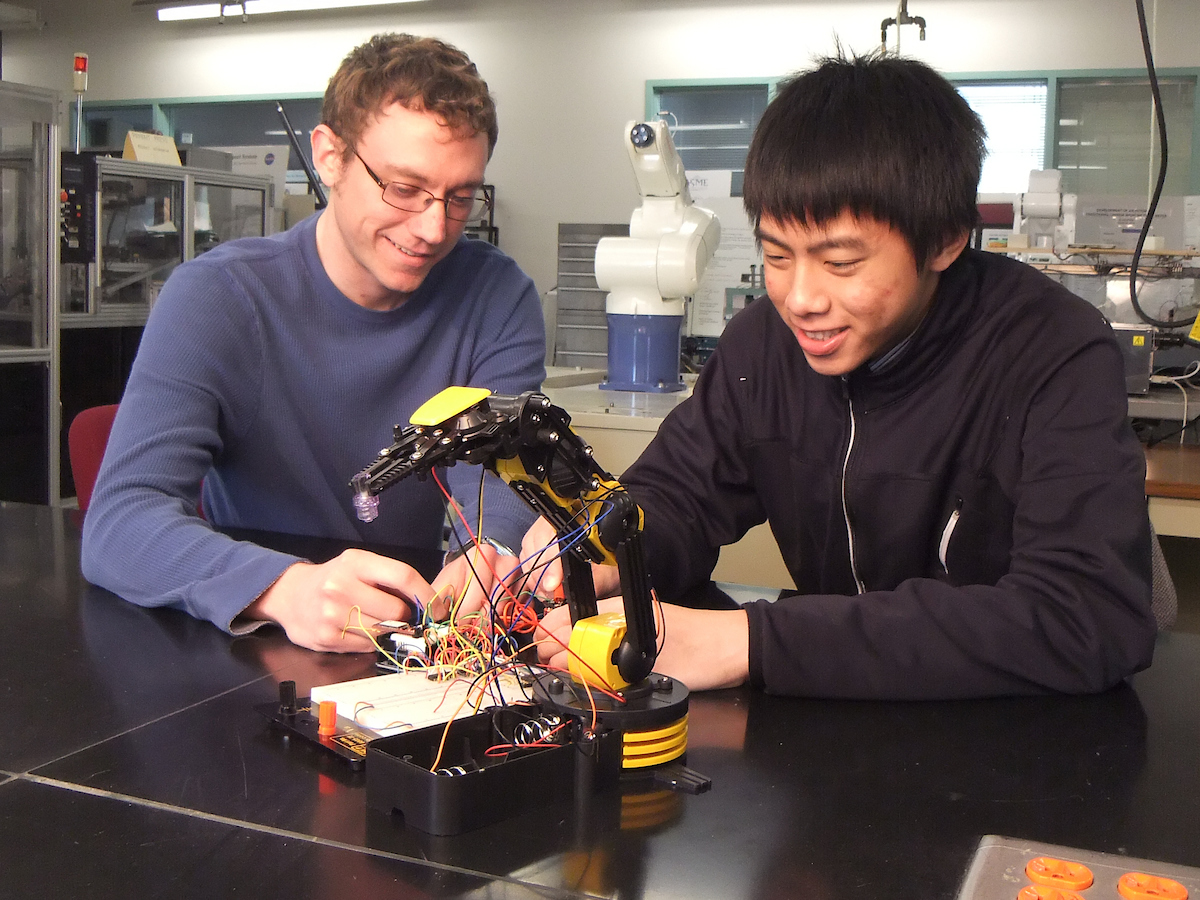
[594,120,721,314]
[351,386,696,775]
[594,120,721,392]
[351,386,658,689]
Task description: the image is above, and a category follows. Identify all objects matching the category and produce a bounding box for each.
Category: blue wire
[407,594,426,626]
[487,498,618,660]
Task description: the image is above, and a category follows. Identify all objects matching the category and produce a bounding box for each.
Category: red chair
[67,404,119,512]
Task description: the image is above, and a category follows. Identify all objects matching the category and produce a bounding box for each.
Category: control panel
[59,151,95,266]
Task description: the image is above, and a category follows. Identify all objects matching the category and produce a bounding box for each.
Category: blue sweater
[82,214,545,631]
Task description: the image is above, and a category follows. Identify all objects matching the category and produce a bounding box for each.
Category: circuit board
[957,835,1200,899]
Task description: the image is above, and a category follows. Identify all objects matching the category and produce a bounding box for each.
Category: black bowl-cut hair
[743,52,985,268]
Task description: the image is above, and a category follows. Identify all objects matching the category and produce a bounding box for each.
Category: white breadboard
[310,670,529,737]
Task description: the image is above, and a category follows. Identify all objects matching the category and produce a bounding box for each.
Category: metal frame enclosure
[0,80,61,504]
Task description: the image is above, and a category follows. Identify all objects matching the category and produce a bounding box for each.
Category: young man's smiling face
[758,211,966,377]
[311,101,489,311]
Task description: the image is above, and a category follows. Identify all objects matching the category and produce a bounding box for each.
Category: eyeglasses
[351,148,490,222]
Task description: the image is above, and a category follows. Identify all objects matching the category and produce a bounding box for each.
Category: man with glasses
[82,34,544,651]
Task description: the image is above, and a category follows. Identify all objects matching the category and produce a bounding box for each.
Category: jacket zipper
[938,497,963,575]
[840,380,865,594]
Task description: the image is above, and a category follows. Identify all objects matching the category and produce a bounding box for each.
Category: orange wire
[426,461,650,737]
[496,596,539,634]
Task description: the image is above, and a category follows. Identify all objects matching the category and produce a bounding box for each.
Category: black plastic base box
[366,705,621,835]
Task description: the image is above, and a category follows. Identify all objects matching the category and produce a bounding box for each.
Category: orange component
[1026,857,1095,891]
[1018,886,1087,900]
[1118,871,1189,900]
[497,597,539,633]
[317,700,337,737]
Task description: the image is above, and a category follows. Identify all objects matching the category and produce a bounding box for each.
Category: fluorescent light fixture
[142,0,428,22]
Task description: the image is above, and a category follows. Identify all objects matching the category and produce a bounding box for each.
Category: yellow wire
[339,605,405,669]
[428,667,503,772]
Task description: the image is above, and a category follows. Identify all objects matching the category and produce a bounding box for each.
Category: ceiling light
[135,0,429,22]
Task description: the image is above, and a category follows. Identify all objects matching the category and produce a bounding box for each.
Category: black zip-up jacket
[621,249,1156,699]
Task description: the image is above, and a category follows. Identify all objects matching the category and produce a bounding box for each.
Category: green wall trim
[645,77,778,120]
[1046,75,1059,173]
[946,67,1200,82]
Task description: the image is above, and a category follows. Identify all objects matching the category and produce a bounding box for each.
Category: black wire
[1141,414,1200,447]
[1130,0,1187,329]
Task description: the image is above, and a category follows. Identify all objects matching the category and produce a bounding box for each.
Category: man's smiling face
[757,211,965,376]
[312,101,489,311]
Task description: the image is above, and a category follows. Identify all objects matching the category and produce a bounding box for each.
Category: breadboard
[310,669,529,737]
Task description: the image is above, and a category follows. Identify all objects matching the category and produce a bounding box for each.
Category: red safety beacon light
[72,53,88,93]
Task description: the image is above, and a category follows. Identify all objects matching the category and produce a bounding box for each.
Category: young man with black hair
[533,53,1157,699]
[83,34,543,651]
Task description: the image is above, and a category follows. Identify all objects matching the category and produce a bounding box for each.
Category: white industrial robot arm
[594,120,721,316]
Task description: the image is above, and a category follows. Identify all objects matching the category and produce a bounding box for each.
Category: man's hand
[429,543,523,620]
[519,516,621,600]
[242,549,436,652]
[535,596,750,691]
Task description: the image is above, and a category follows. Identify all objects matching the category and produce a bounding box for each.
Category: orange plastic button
[1019,886,1087,900]
[1026,857,1095,891]
[317,700,337,736]
[1118,871,1189,900]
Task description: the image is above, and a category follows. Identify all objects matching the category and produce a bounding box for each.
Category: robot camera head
[629,123,656,149]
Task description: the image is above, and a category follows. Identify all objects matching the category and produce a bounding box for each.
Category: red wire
[429,467,628,720]
[484,721,571,757]
[431,468,521,607]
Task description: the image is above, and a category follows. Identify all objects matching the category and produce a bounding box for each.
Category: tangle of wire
[432,467,631,684]
[423,467,652,768]
[340,461,662,771]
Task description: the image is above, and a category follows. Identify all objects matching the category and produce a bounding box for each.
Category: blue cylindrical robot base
[600,313,685,393]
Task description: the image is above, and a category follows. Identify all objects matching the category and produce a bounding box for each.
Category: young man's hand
[428,543,523,621]
[519,516,621,601]
[535,596,751,691]
[242,549,435,652]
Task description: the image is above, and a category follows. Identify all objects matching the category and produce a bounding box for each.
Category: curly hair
[321,33,498,158]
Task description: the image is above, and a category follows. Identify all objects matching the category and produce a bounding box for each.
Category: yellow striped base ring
[621,714,688,769]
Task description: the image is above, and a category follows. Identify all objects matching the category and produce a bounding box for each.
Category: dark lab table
[2,501,1198,899]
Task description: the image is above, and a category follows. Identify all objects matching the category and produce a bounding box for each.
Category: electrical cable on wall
[1129,0,1187,329]
[275,100,327,209]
